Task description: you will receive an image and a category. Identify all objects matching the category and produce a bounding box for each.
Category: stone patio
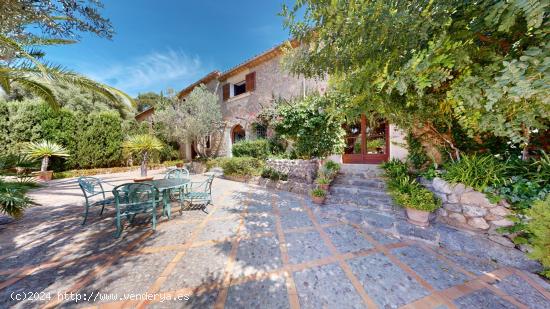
[1,169,549,308]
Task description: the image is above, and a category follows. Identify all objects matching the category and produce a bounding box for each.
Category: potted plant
[310,188,327,205]
[24,141,70,181]
[123,134,163,182]
[316,177,330,190]
[394,185,440,227]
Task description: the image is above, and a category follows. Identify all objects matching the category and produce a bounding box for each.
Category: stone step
[326,195,403,216]
[327,192,394,207]
[331,178,386,188]
[336,171,384,179]
[329,185,390,199]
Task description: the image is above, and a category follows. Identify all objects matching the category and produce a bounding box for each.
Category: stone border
[420,177,516,248]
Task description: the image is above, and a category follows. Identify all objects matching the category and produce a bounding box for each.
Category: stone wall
[421,177,516,247]
[265,159,318,184]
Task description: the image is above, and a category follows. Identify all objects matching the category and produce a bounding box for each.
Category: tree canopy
[282,0,549,159]
[155,85,223,158]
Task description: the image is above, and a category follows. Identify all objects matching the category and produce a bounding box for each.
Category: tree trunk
[41,156,49,172]
[141,151,148,177]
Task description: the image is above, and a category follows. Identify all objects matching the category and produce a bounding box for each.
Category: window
[223,72,256,101]
[255,124,267,139]
[233,81,246,96]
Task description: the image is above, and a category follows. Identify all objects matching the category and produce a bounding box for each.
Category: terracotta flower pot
[406,208,430,227]
[134,176,154,182]
[318,184,329,190]
[311,195,326,205]
[38,171,53,181]
[176,163,184,168]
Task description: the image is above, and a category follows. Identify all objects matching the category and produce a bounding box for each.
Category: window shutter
[222,83,230,101]
[245,71,256,92]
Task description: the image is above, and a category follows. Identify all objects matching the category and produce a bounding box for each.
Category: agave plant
[123,134,164,177]
[0,34,134,110]
[0,181,34,219]
[24,140,70,172]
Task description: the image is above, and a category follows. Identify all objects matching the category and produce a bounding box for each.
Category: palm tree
[123,135,164,177]
[24,140,70,172]
[0,34,134,110]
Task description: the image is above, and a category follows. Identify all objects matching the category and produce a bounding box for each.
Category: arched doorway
[231,124,246,143]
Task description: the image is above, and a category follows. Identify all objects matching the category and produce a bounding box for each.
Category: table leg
[164,189,171,219]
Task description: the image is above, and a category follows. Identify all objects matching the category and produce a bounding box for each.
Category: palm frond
[0,34,49,77]
[47,68,135,108]
[13,78,59,109]
[24,140,70,159]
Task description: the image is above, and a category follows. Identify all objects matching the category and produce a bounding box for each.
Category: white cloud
[84,49,209,96]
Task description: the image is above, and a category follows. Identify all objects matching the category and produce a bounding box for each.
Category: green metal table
[147,178,189,219]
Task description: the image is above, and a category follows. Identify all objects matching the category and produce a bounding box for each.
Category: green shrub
[72,111,125,169]
[274,94,346,158]
[316,177,330,185]
[310,188,327,197]
[526,196,550,279]
[381,159,409,179]
[219,157,264,177]
[419,163,440,180]
[406,133,429,169]
[232,140,270,159]
[382,159,440,212]
[261,167,288,181]
[442,154,507,191]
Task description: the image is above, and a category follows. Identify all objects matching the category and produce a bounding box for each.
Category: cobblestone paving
[1,170,549,309]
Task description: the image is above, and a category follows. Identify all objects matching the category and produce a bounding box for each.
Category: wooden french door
[342,115,389,164]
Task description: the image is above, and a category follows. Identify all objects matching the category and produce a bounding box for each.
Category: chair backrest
[165,168,190,180]
[112,183,159,211]
[78,176,105,197]
[204,175,214,193]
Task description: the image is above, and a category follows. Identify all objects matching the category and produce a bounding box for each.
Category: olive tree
[155,85,224,159]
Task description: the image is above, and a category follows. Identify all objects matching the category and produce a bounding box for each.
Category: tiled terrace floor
[0,170,549,308]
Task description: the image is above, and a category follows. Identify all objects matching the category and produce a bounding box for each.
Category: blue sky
[43,1,293,96]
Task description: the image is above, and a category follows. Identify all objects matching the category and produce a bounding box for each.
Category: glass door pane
[343,120,362,155]
[365,118,386,155]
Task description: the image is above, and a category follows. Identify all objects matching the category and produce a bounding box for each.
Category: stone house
[173,41,409,163]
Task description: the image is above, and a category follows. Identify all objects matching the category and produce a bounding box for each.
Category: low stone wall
[421,177,516,247]
[265,159,318,184]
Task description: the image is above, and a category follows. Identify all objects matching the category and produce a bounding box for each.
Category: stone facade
[218,55,327,157]
[421,177,516,247]
[265,158,318,184]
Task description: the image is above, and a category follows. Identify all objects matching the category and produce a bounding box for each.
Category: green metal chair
[112,183,161,238]
[181,175,214,213]
[78,176,114,225]
[165,168,190,180]
[165,168,190,201]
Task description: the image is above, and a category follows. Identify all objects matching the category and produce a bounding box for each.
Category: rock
[447,193,460,203]
[492,218,514,227]
[461,191,495,208]
[451,183,466,196]
[498,199,512,208]
[488,235,515,248]
[433,177,453,194]
[443,203,462,213]
[467,217,490,230]
[449,212,467,223]
[437,208,448,217]
[434,192,447,203]
[490,206,511,217]
[485,213,504,221]
[463,205,487,217]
